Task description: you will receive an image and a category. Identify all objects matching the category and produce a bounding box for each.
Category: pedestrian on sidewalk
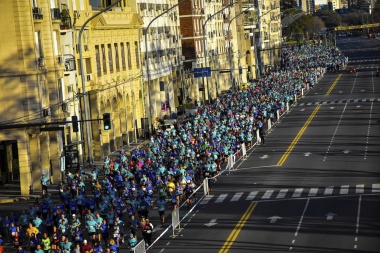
[40,175,49,193]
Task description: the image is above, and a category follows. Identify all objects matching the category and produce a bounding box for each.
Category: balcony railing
[51,8,61,20]
[32,7,43,19]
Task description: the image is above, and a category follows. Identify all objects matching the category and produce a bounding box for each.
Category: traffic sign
[193,67,211,78]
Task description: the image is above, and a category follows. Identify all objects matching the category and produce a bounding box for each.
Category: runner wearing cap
[80,239,93,253]
[128,233,137,252]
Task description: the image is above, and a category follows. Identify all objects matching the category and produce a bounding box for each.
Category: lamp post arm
[78,0,122,166]
[203,2,235,65]
[145,0,189,133]
[228,3,257,90]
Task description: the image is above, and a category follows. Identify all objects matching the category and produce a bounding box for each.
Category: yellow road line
[277,74,342,166]
[326,74,342,95]
[219,202,258,253]
[277,104,321,166]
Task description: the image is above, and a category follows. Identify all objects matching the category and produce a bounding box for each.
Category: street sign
[65,150,80,171]
[193,67,211,78]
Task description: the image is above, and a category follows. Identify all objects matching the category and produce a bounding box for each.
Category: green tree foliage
[314,10,341,28]
[306,16,325,38]
[288,14,313,37]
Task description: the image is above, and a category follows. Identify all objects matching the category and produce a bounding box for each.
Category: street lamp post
[228,2,257,90]
[202,1,234,101]
[78,0,122,166]
[145,0,189,134]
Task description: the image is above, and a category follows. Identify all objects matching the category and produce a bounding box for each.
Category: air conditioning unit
[67,84,73,93]
[244,34,249,39]
[43,108,51,117]
[62,102,69,112]
[58,55,64,64]
[195,32,199,36]
[86,74,92,81]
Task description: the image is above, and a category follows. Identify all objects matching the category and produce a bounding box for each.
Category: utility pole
[78,0,122,166]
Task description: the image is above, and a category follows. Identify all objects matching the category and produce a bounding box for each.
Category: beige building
[73,0,143,161]
[0,0,66,194]
[328,0,342,10]
[255,0,281,75]
[135,0,184,130]
[0,0,143,194]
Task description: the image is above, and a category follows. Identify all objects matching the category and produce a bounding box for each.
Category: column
[18,133,33,195]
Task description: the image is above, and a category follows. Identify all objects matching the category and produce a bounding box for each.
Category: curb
[0,195,38,204]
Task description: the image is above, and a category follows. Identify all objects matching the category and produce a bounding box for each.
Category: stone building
[0,0,66,194]
[73,0,143,162]
[180,0,233,105]
[137,0,184,129]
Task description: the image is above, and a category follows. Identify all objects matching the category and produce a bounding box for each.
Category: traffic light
[239,66,242,75]
[72,115,79,132]
[247,66,251,74]
[103,113,111,130]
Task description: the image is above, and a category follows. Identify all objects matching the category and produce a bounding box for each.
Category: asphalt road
[151,36,380,253]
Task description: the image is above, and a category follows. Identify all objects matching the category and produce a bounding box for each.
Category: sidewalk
[0,138,150,204]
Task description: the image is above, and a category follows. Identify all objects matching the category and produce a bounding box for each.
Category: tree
[314,10,341,28]
[287,14,315,40]
[306,17,325,38]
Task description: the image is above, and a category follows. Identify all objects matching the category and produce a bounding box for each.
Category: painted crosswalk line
[200,195,214,205]
[215,194,228,203]
[356,184,364,194]
[324,186,334,195]
[245,191,258,201]
[276,189,288,199]
[203,183,380,204]
[262,190,274,199]
[231,192,244,202]
[292,188,303,198]
[340,185,349,195]
[372,183,380,193]
[308,188,318,197]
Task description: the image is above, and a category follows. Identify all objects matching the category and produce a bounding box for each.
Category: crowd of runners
[0,44,345,253]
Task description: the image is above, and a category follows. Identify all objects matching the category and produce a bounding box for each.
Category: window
[126,42,132,70]
[120,43,126,70]
[34,31,43,58]
[101,44,107,73]
[71,0,77,10]
[95,45,101,76]
[134,42,140,68]
[108,44,113,73]
[52,31,59,56]
[114,43,120,72]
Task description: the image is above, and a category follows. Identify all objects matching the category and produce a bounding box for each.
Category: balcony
[60,9,72,30]
[32,7,43,19]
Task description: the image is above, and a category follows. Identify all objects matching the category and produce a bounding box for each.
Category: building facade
[256,0,281,75]
[0,0,272,195]
[73,0,143,162]
[136,0,183,130]
[0,0,66,194]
